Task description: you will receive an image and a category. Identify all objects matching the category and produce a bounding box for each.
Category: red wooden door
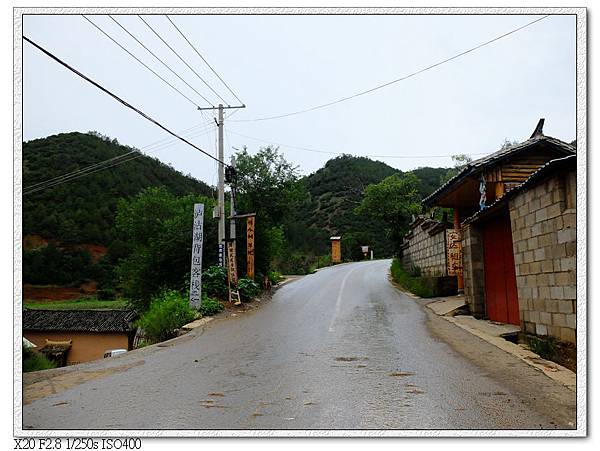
[482,213,520,325]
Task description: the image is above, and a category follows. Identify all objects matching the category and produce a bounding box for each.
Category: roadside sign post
[189,203,205,309]
[226,239,241,305]
[247,215,255,280]
[330,236,342,263]
[361,245,369,259]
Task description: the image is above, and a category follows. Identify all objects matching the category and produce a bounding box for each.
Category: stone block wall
[508,171,576,344]
[461,223,486,318]
[400,218,449,277]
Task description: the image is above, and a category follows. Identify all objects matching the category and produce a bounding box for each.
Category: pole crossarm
[197,105,246,111]
[228,213,257,220]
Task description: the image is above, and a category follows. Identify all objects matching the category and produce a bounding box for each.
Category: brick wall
[401,218,449,277]
[461,223,486,318]
[508,170,576,344]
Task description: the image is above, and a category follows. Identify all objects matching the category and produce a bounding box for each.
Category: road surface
[23,260,576,430]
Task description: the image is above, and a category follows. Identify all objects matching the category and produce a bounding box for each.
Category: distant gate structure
[330,236,341,263]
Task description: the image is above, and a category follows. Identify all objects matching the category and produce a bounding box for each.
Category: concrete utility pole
[229,155,236,241]
[197,102,245,267]
[217,104,225,266]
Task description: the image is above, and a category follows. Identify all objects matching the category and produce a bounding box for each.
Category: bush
[237,278,260,301]
[23,347,57,373]
[267,270,284,285]
[97,288,116,300]
[202,265,228,299]
[390,258,435,298]
[136,290,197,343]
[199,296,224,316]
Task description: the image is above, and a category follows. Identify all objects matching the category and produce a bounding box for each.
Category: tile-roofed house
[421,119,575,315]
[23,309,138,366]
[423,119,575,212]
[418,118,577,363]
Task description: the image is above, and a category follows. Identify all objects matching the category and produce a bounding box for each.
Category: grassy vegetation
[390,258,435,298]
[23,347,57,372]
[24,297,130,310]
[136,290,197,343]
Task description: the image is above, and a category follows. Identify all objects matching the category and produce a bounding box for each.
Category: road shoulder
[389,275,576,428]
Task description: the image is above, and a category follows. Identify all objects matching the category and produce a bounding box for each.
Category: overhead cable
[82,15,206,109]
[165,15,245,106]
[108,15,215,106]
[23,35,227,176]
[231,15,550,122]
[138,15,229,105]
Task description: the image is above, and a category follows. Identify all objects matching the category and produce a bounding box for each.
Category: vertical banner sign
[189,203,204,309]
[331,238,341,263]
[247,216,255,280]
[227,240,238,286]
[218,243,225,267]
[446,229,463,277]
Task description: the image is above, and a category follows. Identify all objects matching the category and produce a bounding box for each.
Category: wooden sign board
[189,203,204,309]
[227,240,238,286]
[331,237,341,263]
[446,229,463,277]
[247,216,255,280]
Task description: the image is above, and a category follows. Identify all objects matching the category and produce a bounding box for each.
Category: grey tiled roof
[23,309,138,333]
[422,135,575,207]
[461,154,576,226]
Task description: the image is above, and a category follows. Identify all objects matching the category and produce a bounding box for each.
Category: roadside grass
[390,258,435,298]
[24,297,130,310]
[23,347,57,372]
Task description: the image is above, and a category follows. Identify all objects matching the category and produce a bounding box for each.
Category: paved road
[23,260,575,430]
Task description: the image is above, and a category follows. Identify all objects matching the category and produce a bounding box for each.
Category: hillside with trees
[23,131,214,245]
[282,155,448,265]
[22,131,451,301]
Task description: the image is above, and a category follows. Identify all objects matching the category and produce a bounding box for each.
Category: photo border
[13,6,587,438]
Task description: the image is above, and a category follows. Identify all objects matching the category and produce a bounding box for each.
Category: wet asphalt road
[23,260,572,430]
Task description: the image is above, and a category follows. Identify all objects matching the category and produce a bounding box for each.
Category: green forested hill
[284,155,448,261]
[23,132,214,245]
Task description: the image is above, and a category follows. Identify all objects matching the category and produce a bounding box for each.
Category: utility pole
[197,102,245,267]
[217,104,225,266]
[229,155,236,241]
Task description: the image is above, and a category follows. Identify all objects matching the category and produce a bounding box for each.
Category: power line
[227,129,489,159]
[165,15,245,106]
[108,15,215,106]
[137,15,229,106]
[24,125,217,195]
[23,35,227,174]
[82,15,205,109]
[232,15,550,122]
[24,121,215,193]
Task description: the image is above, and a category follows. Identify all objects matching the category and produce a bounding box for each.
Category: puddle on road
[334,356,368,362]
[208,392,225,397]
[405,388,425,395]
[390,371,416,377]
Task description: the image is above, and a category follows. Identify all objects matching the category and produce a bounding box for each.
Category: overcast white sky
[22,13,576,186]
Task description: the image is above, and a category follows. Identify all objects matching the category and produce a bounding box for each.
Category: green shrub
[136,289,197,343]
[390,258,435,298]
[237,278,260,301]
[202,265,228,299]
[199,296,224,316]
[268,270,284,285]
[97,288,116,300]
[527,335,557,361]
[23,347,57,373]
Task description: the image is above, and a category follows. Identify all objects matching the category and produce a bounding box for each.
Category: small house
[421,119,576,347]
[23,309,138,365]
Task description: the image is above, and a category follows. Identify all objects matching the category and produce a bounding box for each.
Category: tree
[114,187,217,310]
[439,154,473,185]
[233,146,299,274]
[356,173,421,256]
